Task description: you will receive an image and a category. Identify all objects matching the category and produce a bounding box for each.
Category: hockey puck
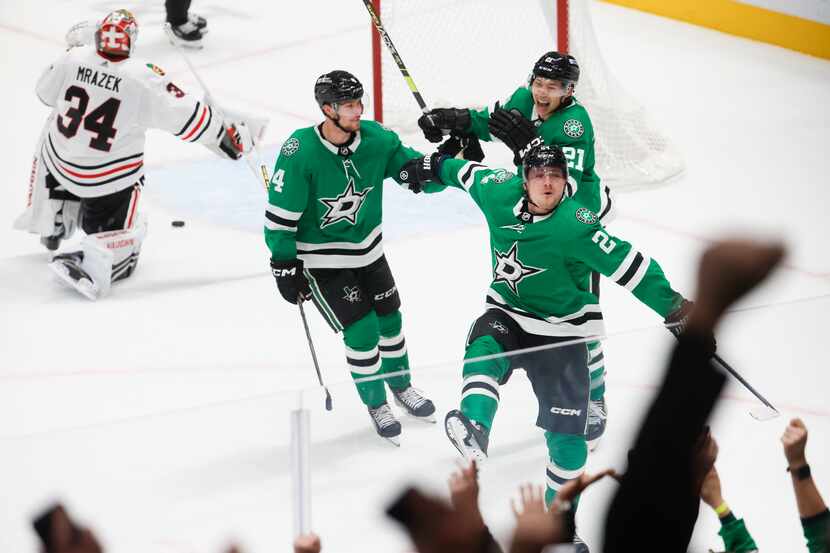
[171,220,185,228]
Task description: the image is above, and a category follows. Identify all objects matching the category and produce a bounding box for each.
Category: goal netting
[371,0,685,190]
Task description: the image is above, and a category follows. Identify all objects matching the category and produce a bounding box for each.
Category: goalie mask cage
[370,0,684,190]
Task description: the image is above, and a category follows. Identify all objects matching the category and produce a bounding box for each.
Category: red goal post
[370,0,684,190]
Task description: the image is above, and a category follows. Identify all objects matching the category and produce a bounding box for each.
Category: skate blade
[445,417,486,465]
[382,435,400,447]
[49,262,99,301]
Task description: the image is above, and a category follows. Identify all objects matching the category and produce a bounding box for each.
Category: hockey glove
[418,108,472,143]
[437,133,485,163]
[271,258,311,304]
[664,299,717,356]
[218,124,245,160]
[398,153,446,193]
[488,105,542,165]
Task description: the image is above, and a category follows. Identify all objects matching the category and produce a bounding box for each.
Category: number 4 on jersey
[270,168,286,193]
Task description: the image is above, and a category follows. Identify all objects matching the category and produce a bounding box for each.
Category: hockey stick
[712,354,779,421]
[298,299,333,411]
[162,23,270,192]
[361,0,428,114]
[360,0,482,160]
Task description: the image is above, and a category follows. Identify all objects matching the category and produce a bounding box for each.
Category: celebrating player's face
[531,77,570,119]
[525,166,566,214]
[334,99,364,131]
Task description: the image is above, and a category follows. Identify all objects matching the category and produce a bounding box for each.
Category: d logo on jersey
[493,242,545,294]
[318,178,373,229]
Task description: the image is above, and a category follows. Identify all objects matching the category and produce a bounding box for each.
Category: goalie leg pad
[14,152,81,246]
[80,215,147,298]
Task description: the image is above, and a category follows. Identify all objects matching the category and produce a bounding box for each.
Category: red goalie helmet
[95,9,138,58]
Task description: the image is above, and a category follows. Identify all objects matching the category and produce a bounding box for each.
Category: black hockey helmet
[531,51,580,85]
[314,70,364,108]
[523,143,569,181]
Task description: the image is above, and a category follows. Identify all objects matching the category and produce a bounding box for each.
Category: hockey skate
[368,403,401,446]
[49,251,99,301]
[573,532,590,553]
[391,386,436,422]
[586,398,607,452]
[445,409,489,465]
[168,21,203,49]
[188,13,208,34]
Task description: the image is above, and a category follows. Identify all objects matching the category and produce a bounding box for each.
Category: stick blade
[749,404,780,421]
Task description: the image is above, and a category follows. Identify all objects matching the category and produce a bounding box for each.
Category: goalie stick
[163,23,271,192]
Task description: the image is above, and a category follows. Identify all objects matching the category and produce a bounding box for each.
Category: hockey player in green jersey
[265,71,436,445]
[418,51,613,449]
[398,143,697,551]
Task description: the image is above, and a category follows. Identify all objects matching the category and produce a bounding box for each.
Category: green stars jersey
[466,86,611,221]
[437,158,682,338]
[265,120,421,268]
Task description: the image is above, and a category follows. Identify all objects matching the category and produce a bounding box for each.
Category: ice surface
[1,2,829,552]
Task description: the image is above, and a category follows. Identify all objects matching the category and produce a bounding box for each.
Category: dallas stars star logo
[318,178,373,229]
[493,242,545,294]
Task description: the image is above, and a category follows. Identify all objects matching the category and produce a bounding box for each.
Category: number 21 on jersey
[562,146,585,172]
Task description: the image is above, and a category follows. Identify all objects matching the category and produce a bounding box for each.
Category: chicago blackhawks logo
[563,119,584,138]
[493,242,546,294]
[318,178,373,228]
[281,137,300,157]
[575,207,598,225]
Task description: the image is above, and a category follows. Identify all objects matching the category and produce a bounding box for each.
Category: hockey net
[371,0,685,190]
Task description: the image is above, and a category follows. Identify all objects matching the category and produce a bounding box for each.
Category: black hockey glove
[437,133,485,163]
[487,105,542,165]
[664,299,717,356]
[417,108,471,143]
[398,153,446,193]
[270,258,311,304]
[218,124,245,160]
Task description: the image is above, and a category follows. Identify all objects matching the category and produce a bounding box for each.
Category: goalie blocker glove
[398,153,446,193]
[417,108,471,143]
[217,124,246,160]
[488,105,542,166]
[271,258,311,304]
[664,299,717,356]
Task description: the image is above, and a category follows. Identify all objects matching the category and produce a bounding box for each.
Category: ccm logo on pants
[550,407,582,416]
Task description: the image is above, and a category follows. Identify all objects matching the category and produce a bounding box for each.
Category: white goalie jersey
[35,45,227,198]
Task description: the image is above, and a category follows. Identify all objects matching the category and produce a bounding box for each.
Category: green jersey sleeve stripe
[618,253,652,291]
[265,210,298,231]
[458,162,487,191]
[266,203,303,221]
[608,248,639,282]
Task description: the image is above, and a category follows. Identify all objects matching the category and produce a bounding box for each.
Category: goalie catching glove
[398,153,446,193]
[417,108,471,143]
[488,104,542,166]
[664,299,717,356]
[271,258,311,304]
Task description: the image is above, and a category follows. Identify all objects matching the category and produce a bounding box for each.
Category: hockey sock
[588,340,606,401]
[377,310,411,390]
[544,431,587,507]
[343,311,386,408]
[460,335,510,431]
